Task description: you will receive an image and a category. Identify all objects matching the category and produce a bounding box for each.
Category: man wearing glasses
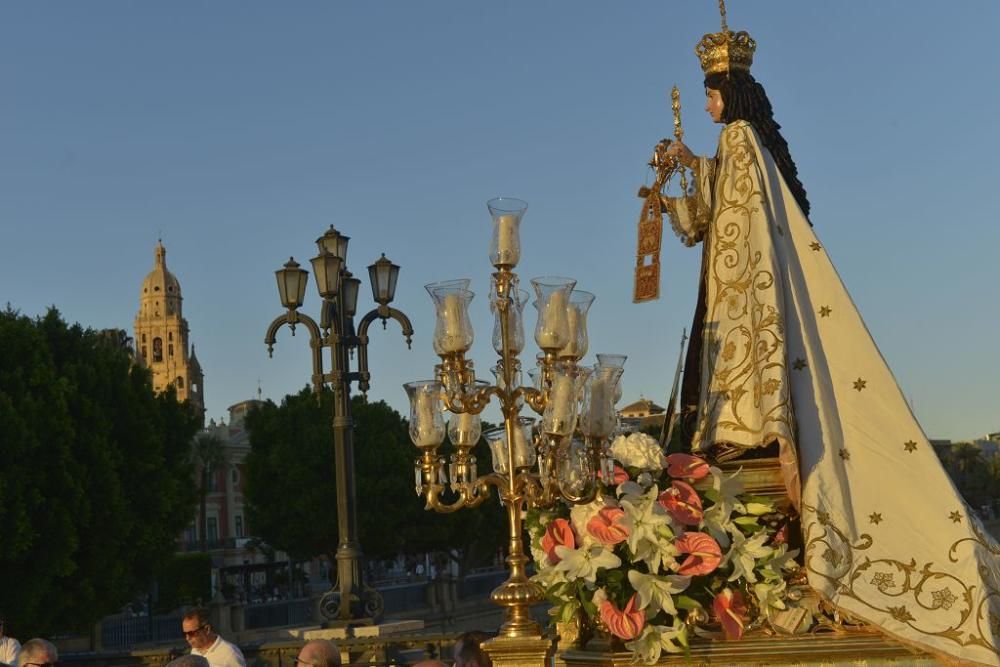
[13,638,56,667]
[181,608,245,667]
[294,639,340,667]
[0,615,20,666]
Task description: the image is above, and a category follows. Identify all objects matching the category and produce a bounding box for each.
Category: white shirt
[0,636,21,666]
[191,635,246,667]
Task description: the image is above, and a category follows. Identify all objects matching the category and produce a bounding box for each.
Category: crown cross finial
[696,0,755,76]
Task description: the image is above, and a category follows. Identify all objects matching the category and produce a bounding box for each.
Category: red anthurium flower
[665,453,710,481]
[674,531,722,576]
[599,593,646,640]
[540,518,575,564]
[598,464,629,485]
[713,588,748,640]
[772,522,789,546]
[657,480,704,526]
[587,507,630,546]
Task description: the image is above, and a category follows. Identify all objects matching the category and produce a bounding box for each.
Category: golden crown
[695,0,756,75]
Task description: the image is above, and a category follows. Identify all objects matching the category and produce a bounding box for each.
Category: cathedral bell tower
[134,241,205,423]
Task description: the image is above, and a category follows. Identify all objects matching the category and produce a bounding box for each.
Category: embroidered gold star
[793,357,807,371]
[903,440,917,453]
[810,242,822,251]
[838,449,851,461]
[869,512,883,525]
[819,306,832,317]
[853,378,867,392]
[949,511,963,523]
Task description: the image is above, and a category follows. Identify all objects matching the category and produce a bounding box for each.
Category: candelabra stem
[490,493,544,638]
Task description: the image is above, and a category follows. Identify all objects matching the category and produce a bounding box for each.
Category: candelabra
[404,199,625,665]
[265,225,413,624]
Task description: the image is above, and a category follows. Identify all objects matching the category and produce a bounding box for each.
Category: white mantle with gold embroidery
[666,120,1000,666]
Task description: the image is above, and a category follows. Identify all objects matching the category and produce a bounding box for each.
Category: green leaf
[675,595,705,611]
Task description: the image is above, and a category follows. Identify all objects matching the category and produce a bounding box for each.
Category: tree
[244,388,504,576]
[0,308,199,635]
[191,432,226,550]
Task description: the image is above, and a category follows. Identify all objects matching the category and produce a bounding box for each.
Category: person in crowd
[167,655,210,667]
[15,638,57,667]
[181,607,245,667]
[0,614,20,666]
[452,632,491,667]
[294,639,340,667]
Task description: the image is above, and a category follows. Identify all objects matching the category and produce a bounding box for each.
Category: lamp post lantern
[265,227,413,624]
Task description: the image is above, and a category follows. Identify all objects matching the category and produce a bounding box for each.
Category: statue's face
[705,88,724,123]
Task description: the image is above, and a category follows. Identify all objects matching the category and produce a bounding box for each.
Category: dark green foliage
[155,553,212,612]
[244,388,504,572]
[0,308,199,636]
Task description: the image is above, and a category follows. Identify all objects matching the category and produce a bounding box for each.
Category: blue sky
[2,2,997,440]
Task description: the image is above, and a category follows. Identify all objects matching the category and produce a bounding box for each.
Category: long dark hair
[705,71,810,218]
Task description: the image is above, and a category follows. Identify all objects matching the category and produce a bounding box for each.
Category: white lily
[624,618,687,664]
[627,570,691,616]
[759,544,800,582]
[754,577,788,610]
[701,504,733,548]
[725,529,773,583]
[623,487,673,572]
[553,544,621,584]
[531,561,567,590]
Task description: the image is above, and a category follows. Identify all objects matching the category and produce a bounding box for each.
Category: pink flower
[540,518,575,564]
[772,523,789,546]
[674,532,722,576]
[586,507,630,546]
[598,464,629,485]
[713,588,748,640]
[657,480,704,526]
[665,453,710,481]
[599,593,646,640]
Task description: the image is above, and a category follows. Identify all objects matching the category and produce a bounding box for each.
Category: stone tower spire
[134,241,205,424]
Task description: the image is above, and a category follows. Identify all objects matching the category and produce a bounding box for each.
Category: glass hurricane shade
[491,289,529,356]
[559,290,596,359]
[487,197,527,268]
[404,381,446,449]
[276,257,309,309]
[543,362,579,437]
[531,276,577,351]
[579,366,623,438]
[310,250,343,299]
[430,287,475,355]
[316,225,350,262]
[483,418,536,474]
[369,254,400,305]
[448,411,482,449]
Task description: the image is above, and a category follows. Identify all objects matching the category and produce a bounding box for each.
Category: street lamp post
[265,226,413,624]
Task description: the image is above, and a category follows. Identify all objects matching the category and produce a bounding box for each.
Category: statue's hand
[664,140,695,169]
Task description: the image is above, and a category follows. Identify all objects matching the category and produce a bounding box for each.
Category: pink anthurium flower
[600,593,646,640]
[665,453,710,481]
[657,480,704,526]
[598,464,630,485]
[713,588,748,640]
[587,507,630,546]
[541,518,575,564]
[673,532,722,576]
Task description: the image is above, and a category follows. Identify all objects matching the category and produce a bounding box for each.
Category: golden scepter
[633,85,686,303]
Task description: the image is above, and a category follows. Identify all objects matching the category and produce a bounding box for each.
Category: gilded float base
[481,634,555,667]
[557,631,940,666]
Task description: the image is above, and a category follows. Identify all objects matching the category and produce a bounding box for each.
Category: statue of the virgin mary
[656,3,1000,664]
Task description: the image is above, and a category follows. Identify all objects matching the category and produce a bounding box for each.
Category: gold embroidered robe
[666,120,1000,666]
